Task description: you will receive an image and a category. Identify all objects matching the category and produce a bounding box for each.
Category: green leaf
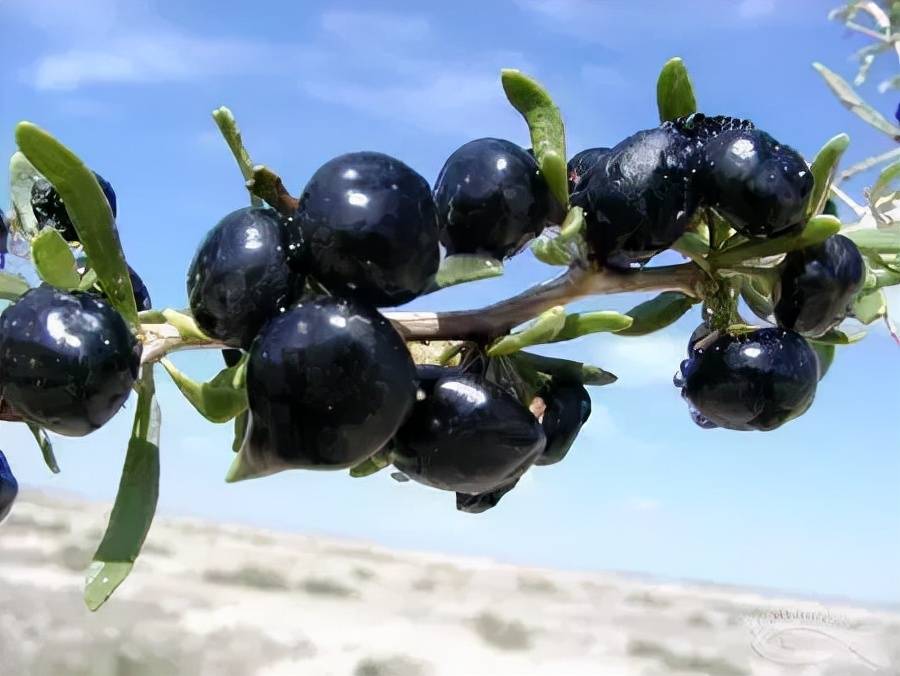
[813,63,900,139]
[8,152,41,238]
[232,410,249,453]
[501,69,568,207]
[77,267,99,292]
[672,231,711,272]
[434,254,503,288]
[510,351,617,387]
[552,311,633,342]
[844,226,900,253]
[85,367,160,611]
[349,447,393,478]
[617,292,697,336]
[160,356,247,423]
[531,206,586,266]
[31,228,80,290]
[27,423,59,474]
[656,57,698,122]
[740,276,774,320]
[710,215,842,268]
[806,133,850,218]
[212,107,262,208]
[870,159,900,226]
[0,272,30,301]
[810,342,835,381]
[15,123,138,327]
[161,308,210,340]
[809,328,866,345]
[487,306,566,356]
[852,288,887,324]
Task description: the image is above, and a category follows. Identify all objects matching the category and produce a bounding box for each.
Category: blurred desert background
[1,490,898,676]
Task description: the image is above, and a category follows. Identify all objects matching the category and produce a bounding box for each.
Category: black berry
[187,207,298,349]
[571,126,701,268]
[0,286,141,436]
[0,450,17,524]
[392,368,545,495]
[127,266,152,312]
[534,383,592,466]
[568,148,609,192]
[456,478,520,514]
[31,172,117,242]
[289,152,439,307]
[701,128,813,238]
[774,234,864,337]
[242,296,416,473]
[434,138,557,260]
[677,327,818,431]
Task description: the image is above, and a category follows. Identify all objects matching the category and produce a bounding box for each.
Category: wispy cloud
[601,334,686,388]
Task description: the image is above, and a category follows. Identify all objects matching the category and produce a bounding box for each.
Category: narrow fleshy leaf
[531,206,586,266]
[656,57,698,122]
[813,63,900,139]
[15,123,137,326]
[710,215,842,268]
[31,228,80,290]
[870,159,900,226]
[807,133,850,217]
[810,342,835,380]
[618,292,697,336]
[809,328,866,345]
[349,448,393,478]
[844,226,900,253]
[0,271,30,301]
[231,410,248,453]
[8,152,41,238]
[160,356,247,424]
[27,423,59,474]
[552,311,633,342]
[487,306,566,356]
[510,351,617,387]
[501,69,568,206]
[212,107,262,207]
[85,367,160,611]
[434,254,503,288]
[161,308,209,340]
[852,288,887,324]
[672,231,711,272]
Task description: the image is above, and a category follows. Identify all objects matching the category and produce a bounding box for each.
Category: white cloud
[602,334,687,388]
[737,0,776,19]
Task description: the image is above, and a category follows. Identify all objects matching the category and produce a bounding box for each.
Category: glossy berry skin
[0,451,17,524]
[0,286,140,437]
[434,138,557,260]
[568,148,609,192]
[664,113,754,143]
[701,129,813,239]
[242,296,416,474]
[290,152,439,307]
[393,369,546,495]
[774,234,864,338]
[571,127,701,268]
[0,210,8,260]
[678,328,818,431]
[128,266,152,312]
[187,207,298,349]
[534,383,592,466]
[31,172,117,242]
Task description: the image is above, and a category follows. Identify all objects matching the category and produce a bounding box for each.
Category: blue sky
[1,0,898,606]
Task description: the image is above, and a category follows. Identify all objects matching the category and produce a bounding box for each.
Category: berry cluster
[188,142,588,511]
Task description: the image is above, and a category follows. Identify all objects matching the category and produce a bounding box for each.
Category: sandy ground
[0,491,897,676]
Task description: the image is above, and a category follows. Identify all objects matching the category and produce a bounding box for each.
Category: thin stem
[138,263,703,360]
[839,146,900,182]
[212,107,263,208]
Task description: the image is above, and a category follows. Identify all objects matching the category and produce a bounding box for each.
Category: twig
[839,146,900,181]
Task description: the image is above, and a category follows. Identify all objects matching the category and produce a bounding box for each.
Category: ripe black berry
[434,138,557,260]
[456,478,520,514]
[392,368,545,495]
[677,327,818,431]
[0,210,8,267]
[534,383,592,466]
[289,152,439,307]
[571,127,700,268]
[241,296,416,473]
[0,450,17,523]
[568,148,609,192]
[664,113,754,143]
[127,266,152,312]
[187,207,298,349]
[31,172,117,242]
[0,286,141,436]
[701,129,813,238]
[773,234,864,337]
